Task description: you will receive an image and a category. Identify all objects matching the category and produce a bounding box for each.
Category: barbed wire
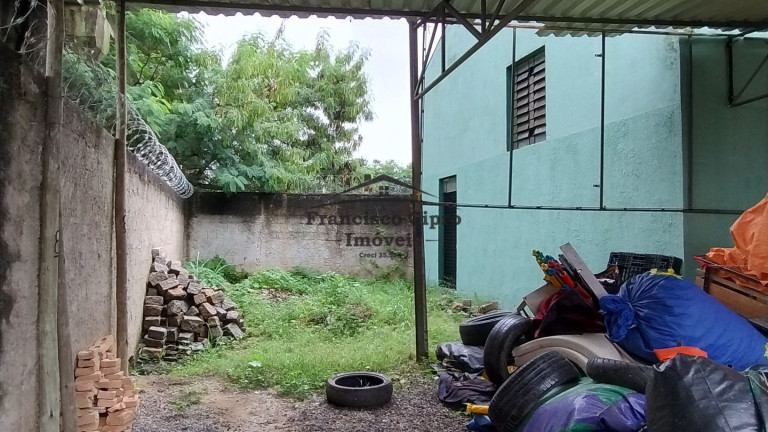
[4,1,194,198]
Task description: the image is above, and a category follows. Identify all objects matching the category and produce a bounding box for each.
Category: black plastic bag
[435,341,485,373]
[646,355,768,432]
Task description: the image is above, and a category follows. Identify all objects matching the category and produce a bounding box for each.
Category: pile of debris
[140,248,245,361]
[74,336,138,432]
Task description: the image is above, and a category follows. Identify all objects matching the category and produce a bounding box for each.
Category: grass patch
[171,267,465,398]
[169,386,204,412]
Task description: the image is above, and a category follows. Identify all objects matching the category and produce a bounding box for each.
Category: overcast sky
[195,13,412,165]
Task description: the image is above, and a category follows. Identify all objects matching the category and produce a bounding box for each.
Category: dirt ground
[131,374,468,432]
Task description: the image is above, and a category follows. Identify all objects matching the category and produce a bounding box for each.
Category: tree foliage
[63,9,411,193]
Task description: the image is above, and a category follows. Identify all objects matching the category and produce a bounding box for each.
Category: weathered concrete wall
[0,45,186,429]
[187,193,414,279]
[60,98,117,360]
[0,44,45,432]
[125,153,185,360]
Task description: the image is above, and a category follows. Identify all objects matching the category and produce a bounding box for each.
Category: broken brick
[77,350,95,360]
[157,275,179,292]
[224,323,244,340]
[193,293,207,305]
[147,326,167,341]
[207,316,220,327]
[221,298,237,311]
[106,410,136,426]
[146,287,159,297]
[151,262,169,273]
[166,299,189,316]
[101,358,121,369]
[198,303,216,320]
[186,305,199,316]
[186,280,203,295]
[143,316,161,330]
[208,291,225,306]
[147,271,169,287]
[165,326,180,342]
[167,313,183,327]
[144,296,164,306]
[143,304,163,316]
[142,337,165,349]
[164,287,187,302]
[225,310,241,322]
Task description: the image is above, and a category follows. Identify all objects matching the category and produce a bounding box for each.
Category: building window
[510,49,546,149]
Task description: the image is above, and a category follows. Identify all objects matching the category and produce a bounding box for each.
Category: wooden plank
[115,0,129,370]
[709,273,768,302]
[559,243,609,298]
[707,282,768,319]
[523,283,559,313]
[39,1,64,431]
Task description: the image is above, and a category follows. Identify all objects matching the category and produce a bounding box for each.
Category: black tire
[326,372,393,408]
[483,314,532,386]
[489,351,581,432]
[585,358,653,394]
[459,310,515,346]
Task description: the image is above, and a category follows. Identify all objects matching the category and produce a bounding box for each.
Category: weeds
[169,387,204,412]
[172,265,465,398]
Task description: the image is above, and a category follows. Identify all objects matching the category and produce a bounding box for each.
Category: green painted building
[421,27,768,307]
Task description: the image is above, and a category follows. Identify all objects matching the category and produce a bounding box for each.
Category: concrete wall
[0,44,46,432]
[186,193,414,279]
[0,46,185,430]
[125,153,185,360]
[422,28,686,306]
[682,37,768,277]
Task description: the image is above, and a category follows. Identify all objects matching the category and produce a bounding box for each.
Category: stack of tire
[460,312,653,431]
[459,312,534,387]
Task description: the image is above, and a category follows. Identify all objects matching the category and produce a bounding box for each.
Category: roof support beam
[443,1,482,40]
[416,0,541,99]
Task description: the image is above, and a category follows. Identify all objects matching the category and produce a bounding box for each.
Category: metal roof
[128,0,768,31]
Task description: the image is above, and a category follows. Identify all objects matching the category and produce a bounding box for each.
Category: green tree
[64,8,374,193]
[359,159,412,184]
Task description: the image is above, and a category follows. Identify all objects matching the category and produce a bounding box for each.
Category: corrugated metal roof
[128,0,768,31]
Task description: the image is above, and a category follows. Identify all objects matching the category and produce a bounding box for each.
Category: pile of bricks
[75,336,138,432]
[140,248,245,361]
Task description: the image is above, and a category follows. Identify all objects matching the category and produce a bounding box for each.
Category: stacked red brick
[74,336,139,432]
[141,248,245,360]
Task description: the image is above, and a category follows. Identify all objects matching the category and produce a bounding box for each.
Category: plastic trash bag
[520,381,645,432]
[466,414,493,432]
[435,341,485,373]
[600,272,768,370]
[646,355,768,432]
[707,194,768,290]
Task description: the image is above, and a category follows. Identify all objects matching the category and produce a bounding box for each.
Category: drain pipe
[598,32,606,209]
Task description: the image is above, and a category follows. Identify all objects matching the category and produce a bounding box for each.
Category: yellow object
[465,403,489,414]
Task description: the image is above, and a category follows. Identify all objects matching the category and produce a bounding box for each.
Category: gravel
[132,374,468,432]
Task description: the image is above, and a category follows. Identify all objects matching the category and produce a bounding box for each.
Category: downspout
[598,32,606,209]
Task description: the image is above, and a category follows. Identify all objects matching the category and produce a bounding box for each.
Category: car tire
[459,310,515,346]
[585,357,653,394]
[489,351,581,432]
[483,314,532,386]
[326,372,393,408]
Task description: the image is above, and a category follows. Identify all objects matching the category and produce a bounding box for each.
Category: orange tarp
[706,194,768,290]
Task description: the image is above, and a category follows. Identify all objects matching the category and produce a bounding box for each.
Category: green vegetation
[172,266,464,397]
[169,386,204,412]
[64,7,410,193]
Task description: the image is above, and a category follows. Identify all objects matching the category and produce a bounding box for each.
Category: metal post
[409,21,428,361]
[38,1,63,431]
[508,28,516,207]
[115,0,129,370]
[598,32,606,209]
